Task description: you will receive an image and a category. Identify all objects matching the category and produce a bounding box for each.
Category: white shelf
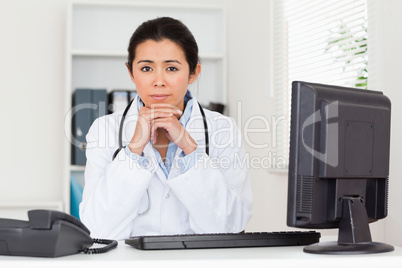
[70,165,86,171]
[72,50,126,57]
[72,49,225,60]
[71,0,226,11]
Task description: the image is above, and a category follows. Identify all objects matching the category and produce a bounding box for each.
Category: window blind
[272,0,369,169]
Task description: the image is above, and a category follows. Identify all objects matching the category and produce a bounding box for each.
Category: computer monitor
[287,81,394,254]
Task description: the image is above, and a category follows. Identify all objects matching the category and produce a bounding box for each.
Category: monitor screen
[287,81,393,254]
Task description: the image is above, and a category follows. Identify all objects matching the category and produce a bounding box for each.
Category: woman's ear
[188,63,201,84]
[126,62,136,83]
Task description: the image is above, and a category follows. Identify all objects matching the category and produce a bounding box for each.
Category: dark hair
[127,17,200,75]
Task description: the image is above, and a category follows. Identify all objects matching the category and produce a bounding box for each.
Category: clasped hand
[128,104,197,156]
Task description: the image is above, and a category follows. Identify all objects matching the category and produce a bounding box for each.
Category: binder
[71,89,108,165]
[70,175,83,220]
[109,90,137,113]
[208,102,225,114]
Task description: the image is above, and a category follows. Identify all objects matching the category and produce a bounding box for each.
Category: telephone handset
[0,210,117,257]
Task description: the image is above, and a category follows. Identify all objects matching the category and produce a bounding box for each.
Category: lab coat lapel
[186,98,208,152]
[121,96,139,146]
[143,143,167,185]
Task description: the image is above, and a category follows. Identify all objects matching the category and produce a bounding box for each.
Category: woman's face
[128,39,200,111]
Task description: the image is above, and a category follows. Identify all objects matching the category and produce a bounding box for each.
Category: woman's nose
[153,70,166,87]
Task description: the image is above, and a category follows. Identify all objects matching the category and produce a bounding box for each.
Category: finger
[142,103,182,112]
[150,120,161,144]
[150,103,182,110]
[150,111,180,120]
[138,112,178,126]
[151,119,166,143]
[152,119,185,143]
[151,117,172,126]
[150,106,182,115]
[141,106,181,113]
[152,129,158,144]
[141,108,181,118]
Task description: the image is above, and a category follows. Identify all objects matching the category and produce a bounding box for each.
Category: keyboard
[125,231,320,250]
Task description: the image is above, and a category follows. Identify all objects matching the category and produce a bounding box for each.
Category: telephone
[0,210,117,257]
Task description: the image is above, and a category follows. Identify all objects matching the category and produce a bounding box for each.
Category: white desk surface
[1,238,402,268]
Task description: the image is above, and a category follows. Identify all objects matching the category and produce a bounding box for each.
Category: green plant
[324,20,368,88]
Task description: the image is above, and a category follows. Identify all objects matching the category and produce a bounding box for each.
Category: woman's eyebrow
[136,59,182,64]
[165,60,182,64]
[137,60,153,64]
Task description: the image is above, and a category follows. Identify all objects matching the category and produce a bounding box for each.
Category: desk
[1,239,402,268]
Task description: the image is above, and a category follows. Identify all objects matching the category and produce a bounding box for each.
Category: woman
[80,17,253,240]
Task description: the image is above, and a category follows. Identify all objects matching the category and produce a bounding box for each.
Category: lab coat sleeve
[79,116,156,240]
[124,146,157,172]
[166,116,253,233]
[176,146,204,173]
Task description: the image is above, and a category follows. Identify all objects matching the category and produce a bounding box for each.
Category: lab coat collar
[185,98,208,146]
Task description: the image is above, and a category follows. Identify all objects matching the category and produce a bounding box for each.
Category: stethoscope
[112,98,209,216]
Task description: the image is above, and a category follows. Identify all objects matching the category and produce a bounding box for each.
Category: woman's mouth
[151,94,170,101]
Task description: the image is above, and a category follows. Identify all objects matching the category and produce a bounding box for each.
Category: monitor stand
[304,196,394,254]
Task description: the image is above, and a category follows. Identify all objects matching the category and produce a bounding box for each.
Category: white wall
[226,0,400,244]
[0,0,67,208]
[226,0,289,232]
[371,0,402,247]
[226,0,382,240]
[0,0,401,246]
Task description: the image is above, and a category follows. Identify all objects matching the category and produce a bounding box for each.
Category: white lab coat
[79,95,253,240]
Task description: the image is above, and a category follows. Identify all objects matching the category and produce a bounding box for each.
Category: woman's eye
[167,66,178,72]
[141,66,152,72]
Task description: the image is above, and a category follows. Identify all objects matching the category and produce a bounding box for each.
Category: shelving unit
[63,1,227,213]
